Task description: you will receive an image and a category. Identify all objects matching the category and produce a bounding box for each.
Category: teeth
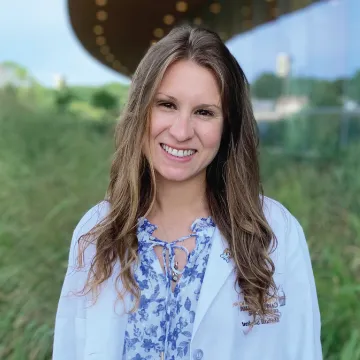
[161,144,195,157]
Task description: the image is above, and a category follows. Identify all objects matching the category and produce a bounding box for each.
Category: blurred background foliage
[0,56,360,360]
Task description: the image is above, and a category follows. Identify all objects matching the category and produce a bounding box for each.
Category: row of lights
[266,0,319,20]
[93,0,128,73]
[150,1,224,46]
[265,0,284,19]
[92,0,224,72]
[90,0,285,74]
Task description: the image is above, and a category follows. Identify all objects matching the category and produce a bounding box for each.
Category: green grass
[262,148,360,359]
[0,102,359,359]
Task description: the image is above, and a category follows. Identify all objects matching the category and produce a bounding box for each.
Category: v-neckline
[149,234,197,293]
[137,216,216,294]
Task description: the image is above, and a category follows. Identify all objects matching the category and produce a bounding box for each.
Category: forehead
[157,60,221,104]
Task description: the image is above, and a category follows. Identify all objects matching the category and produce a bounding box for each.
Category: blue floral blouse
[122,216,216,360]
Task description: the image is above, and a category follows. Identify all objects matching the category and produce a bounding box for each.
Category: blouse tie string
[144,234,194,282]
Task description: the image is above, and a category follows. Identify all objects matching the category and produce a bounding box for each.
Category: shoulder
[261,195,301,234]
[261,195,306,271]
[68,201,111,266]
[73,200,111,239]
[58,202,111,307]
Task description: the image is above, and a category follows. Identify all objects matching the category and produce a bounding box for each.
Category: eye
[158,101,176,109]
[195,109,214,117]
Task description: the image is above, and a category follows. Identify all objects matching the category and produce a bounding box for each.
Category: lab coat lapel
[192,227,234,339]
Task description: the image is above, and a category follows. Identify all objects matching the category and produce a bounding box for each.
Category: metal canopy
[67,0,323,77]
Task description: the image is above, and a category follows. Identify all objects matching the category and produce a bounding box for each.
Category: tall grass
[261,149,360,359]
[0,102,359,359]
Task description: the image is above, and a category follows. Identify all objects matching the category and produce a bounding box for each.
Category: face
[145,60,224,183]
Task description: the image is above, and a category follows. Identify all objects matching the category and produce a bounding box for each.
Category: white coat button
[193,349,204,360]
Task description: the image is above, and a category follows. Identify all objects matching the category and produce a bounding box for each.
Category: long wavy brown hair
[78,25,277,320]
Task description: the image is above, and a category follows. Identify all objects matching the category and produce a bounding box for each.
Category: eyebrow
[156,92,222,110]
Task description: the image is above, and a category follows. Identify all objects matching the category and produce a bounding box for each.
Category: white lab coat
[53,197,322,360]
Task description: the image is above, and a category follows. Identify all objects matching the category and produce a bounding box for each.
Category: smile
[160,144,196,158]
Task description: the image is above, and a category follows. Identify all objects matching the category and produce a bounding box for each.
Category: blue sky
[0,0,358,87]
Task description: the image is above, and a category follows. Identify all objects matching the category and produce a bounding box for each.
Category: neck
[152,172,209,220]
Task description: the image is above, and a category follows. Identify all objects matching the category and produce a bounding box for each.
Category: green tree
[251,73,283,99]
[0,61,35,87]
[309,80,342,107]
[348,70,360,103]
[55,89,76,113]
[91,89,118,111]
[333,78,347,98]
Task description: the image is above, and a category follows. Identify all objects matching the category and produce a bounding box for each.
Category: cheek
[149,108,169,139]
[200,122,223,151]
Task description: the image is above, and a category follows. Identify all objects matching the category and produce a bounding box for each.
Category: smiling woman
[146,60,223,182]
[53,25,322,360]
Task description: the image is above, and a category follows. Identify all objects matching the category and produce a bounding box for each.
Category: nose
[168,111,194,142]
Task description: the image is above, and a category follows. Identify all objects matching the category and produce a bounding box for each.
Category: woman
[53,25,322,360]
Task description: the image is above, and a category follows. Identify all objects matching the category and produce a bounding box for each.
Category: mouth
[160,143,197,158]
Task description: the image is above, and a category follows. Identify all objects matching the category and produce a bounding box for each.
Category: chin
[156,168,194,182]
